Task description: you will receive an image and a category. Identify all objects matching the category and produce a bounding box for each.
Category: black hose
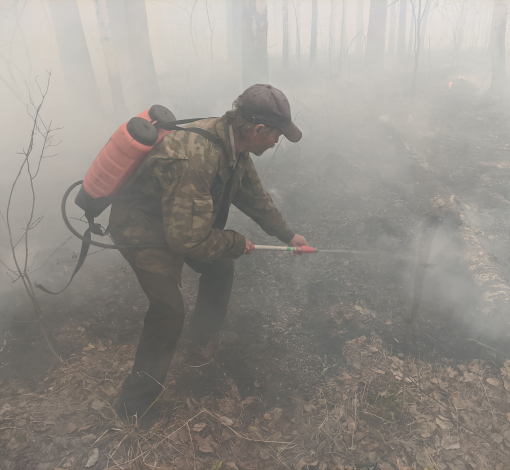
[61,181,167,250]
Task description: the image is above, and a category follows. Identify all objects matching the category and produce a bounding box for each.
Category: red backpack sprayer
[37,105,390,294]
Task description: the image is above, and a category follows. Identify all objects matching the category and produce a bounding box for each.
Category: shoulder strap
[155,119,220,144]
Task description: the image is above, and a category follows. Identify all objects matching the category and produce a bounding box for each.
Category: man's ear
[253,124,266,137]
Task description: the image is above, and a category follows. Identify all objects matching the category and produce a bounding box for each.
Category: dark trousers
[120,257,235,406]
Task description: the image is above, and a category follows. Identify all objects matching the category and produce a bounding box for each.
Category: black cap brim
[280,120,302,143]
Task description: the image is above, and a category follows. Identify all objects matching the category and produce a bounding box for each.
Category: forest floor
[2,75,510,470]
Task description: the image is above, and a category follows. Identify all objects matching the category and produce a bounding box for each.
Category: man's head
[226,84,302,156]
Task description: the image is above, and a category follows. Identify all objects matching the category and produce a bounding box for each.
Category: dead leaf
[303,404,316,413]
[486,377,500,387]
[64,422,76,434]
[220,416,233,426]
[226,463,239,470]
[272,407,283,422]
[396,459,410,470]
[85,448,98,468]
[242,396,259,406]
[354,305,370,315]
[461,372,476,382]
[198,442,214,453]
[192,423,206,432]
[353,431,366,442]
[83,343,95,351]
[435,416,452,430]
[81,434,97,445]
[254,381,261,388]
[447,367,458,378]
[415,449,430,468]
[90,399,105,411]
[104,386,117,398]
[504,381,510,392]
[445,441,460,450]
[296,457,319,470]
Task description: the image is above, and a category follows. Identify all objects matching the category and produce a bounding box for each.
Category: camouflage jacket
[109,116,295,282]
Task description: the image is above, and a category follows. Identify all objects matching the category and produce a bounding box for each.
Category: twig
[2,71,61,363]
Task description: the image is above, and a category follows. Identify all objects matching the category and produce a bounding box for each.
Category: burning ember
[449,76,465,90]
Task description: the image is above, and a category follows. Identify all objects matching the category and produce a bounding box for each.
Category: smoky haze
[1,2,510,465]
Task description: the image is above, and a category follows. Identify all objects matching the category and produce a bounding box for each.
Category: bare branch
[2,71,61,363]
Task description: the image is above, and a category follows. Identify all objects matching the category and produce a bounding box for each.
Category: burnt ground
[2,78,510,469]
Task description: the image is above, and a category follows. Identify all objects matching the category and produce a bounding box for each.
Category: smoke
[1,0,509,361]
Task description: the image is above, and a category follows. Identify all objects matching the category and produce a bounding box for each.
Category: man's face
[248,127,282,156]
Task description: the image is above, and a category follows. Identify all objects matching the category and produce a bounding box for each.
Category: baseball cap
[237,84,302,142]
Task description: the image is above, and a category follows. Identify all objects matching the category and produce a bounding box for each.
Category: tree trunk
[339,0,347,72]
[387,0,397,56]
[365,0,388,70]
[310,0,318,66]
[292,0,301,70]
[419,0,431,49]
[227,0,242,68]
[456,0,469,52]
[329,0,336,74]
[355,0,365,56]
[283,0,289,69]
[410,0,426,98]
[123,0,161,107]
[94,0,128,117]
[397,0,407,62]
[489,0,509,94]
[48,0,102,112]
[242,0,269,88]
[407,5,414,56]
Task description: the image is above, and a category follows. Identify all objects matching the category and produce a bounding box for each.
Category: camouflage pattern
[109,115,295,282]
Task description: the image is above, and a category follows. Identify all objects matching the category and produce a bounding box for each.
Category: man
[109,84,307,419]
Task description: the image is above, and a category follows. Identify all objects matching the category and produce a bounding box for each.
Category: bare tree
[226,0,242,66]
[365,0,388,70]
[339,0,347,72]
[205,0,215,64]
[410,0,431,98]
[242,0,268,87]
[123,0,162,107]
[397,0,407,62]
[94,0,128,117]
[1,73,63,363]
[283,0,290,69]
[310,0,318,66]
[388,0,398,56]
[291,0,302,70]
[355,0,365,56]
[48,0,102,112]
[489,0,509,95]
[329,0,338,74]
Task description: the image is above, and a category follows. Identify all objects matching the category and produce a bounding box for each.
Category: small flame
[449,76,462,89]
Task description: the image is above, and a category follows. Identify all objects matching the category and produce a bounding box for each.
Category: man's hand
[289,234,308,247]
[244,238,254,254]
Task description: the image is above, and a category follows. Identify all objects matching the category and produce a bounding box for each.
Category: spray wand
[252,245,398,256]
